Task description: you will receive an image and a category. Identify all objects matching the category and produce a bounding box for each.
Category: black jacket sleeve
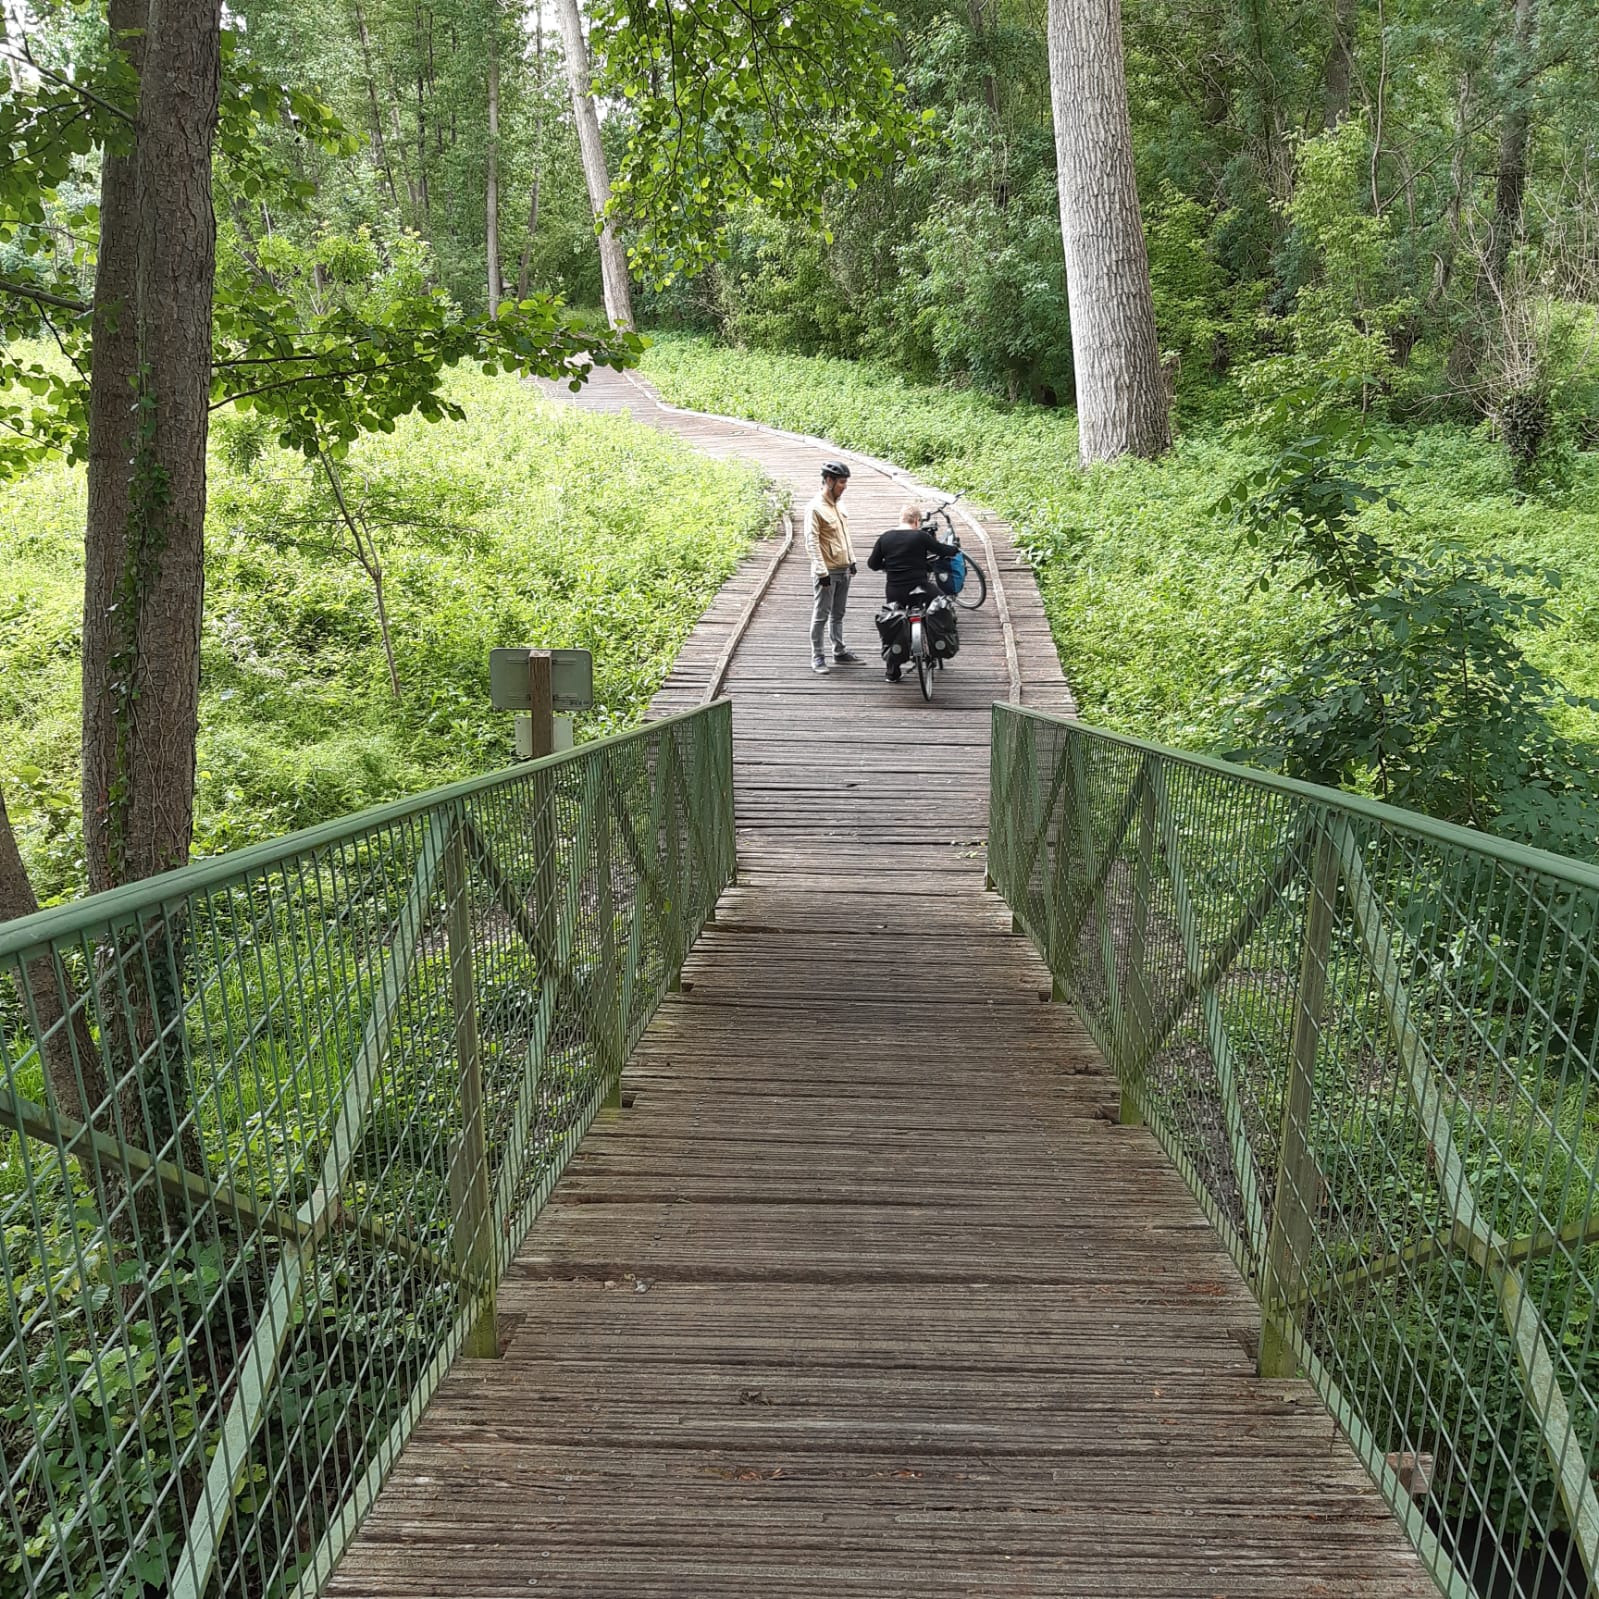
[867,533,887,572]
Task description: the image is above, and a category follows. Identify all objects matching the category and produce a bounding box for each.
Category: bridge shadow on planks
[326,372,1430,1598]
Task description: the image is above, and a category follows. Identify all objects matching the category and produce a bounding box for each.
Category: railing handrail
[987,703,1599,1599]
[1007,707,1599,893]
[0,699,731,963]
[1,697,737,1599]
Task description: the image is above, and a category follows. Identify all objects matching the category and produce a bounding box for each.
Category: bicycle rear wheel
[912,621,934,701]
[953,556,987,610]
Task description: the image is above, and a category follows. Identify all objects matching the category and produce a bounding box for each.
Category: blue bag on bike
[938,550,967,596]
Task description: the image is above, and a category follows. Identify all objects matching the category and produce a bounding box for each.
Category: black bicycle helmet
[821,460,851,480]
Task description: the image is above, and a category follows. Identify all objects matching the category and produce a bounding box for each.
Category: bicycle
[923,496,989,611]
[887,588,958,702]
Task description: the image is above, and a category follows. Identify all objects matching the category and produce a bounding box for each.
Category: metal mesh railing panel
[989,705,1599,1599]
[0,700,734,1599]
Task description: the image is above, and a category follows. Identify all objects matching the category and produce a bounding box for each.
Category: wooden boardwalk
[327,372,1429,1597]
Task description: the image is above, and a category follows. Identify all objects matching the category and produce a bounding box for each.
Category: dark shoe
[833,649,862,664]
[885,665,902,682]
[811,657,830,675]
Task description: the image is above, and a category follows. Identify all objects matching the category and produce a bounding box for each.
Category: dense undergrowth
[0,365,769,904]
[643,333,1599,763]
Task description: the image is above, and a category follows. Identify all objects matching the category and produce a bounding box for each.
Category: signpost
[489,647,594,758]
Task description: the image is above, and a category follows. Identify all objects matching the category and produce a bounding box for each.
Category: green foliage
[900,185,1073,404]
[1220,401,1599,854]
[1241,122,1415,408]
[590,0,922,282]
[713,211,863,358]
[645,335,1599,857]
[1,364,769,901]
[1145,183,1266,385]
[212,221,641,458]
[0,15,642,496]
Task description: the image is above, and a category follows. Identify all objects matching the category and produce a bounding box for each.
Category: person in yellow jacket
[804,461,861,674]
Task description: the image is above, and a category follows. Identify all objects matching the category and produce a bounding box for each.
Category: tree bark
[76,0,221,1203]
[0,792,110,1127]
[553,0,633,328]
[1322,0,1358,127]
[1047,0,1169,462]
[415,70,432,219]
[517,3,544,301]
[968,0,1001,122]
[1487,0,1537,291]
[103,0,221,892]
[390,97,421,211]
[486,9,504,310]
[413,2,433,221]
[81,0,147,893]
[1430,67,1474,309]
[354,0,402,207]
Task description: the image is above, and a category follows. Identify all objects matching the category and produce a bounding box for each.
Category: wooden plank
[322,372,1429,1599]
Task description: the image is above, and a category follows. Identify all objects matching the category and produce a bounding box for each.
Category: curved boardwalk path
[329,372,1428,1597]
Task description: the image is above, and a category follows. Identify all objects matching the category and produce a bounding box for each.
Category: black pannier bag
[923,594,960,658]
[876,603,910,662]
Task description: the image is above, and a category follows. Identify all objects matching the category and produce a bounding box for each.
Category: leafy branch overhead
[589,0,923,279]
[214,288,639,457]
[0,25,641,480]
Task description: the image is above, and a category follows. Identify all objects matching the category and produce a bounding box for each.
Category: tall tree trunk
[516,170,541,301]
[517,2,544,301]
[1431,67,1474,309]
[113,0,220,891]
[1322,0,1357,126]
[354,0,401,206]
[1487,0,1537,291]
[82,0,147,891]
[968,0,1001,122]
[390,98,421,211]
[78,0,221,1200]
[413,2,433,220]
[0,793,110,1128]
[1242,0,1292,203]
[1047,0,1169,462]
[415,71,432,218]
[553,0,633,328]
[486,12,503,310]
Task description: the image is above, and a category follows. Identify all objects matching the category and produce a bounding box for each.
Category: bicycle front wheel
[954,556,987,610]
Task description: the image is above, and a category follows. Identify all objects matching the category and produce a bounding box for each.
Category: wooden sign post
[489,647,593,759]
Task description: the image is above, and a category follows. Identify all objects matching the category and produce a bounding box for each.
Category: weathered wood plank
[326,372,1428,1599]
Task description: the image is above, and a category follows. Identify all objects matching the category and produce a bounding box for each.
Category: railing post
[1121,773,1157,1127]
[594,760,625,1110]
[661,733,686,990]
[444,821,498,1360]
[1259,818,1336,1379]
[716,701,737,888]
[527,651,562,996]
[985,705,1008,894]
[689,722,715,922]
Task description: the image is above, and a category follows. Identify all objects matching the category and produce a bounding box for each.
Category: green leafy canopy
[590,0,925,282]
[0,19,642,478]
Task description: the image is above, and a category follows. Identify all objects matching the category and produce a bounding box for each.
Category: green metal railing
[0,700,734,1599]
[989,705,1599,1599]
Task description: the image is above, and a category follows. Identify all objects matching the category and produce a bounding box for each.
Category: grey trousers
[809,568,851,658]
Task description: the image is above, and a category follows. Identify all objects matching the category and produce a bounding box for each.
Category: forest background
[5,0,1599,904]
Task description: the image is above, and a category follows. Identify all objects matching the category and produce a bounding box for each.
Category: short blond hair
[900,504,923,526]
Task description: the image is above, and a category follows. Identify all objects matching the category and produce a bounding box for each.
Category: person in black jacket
[867,506,951,680]
[867,505,949,604]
